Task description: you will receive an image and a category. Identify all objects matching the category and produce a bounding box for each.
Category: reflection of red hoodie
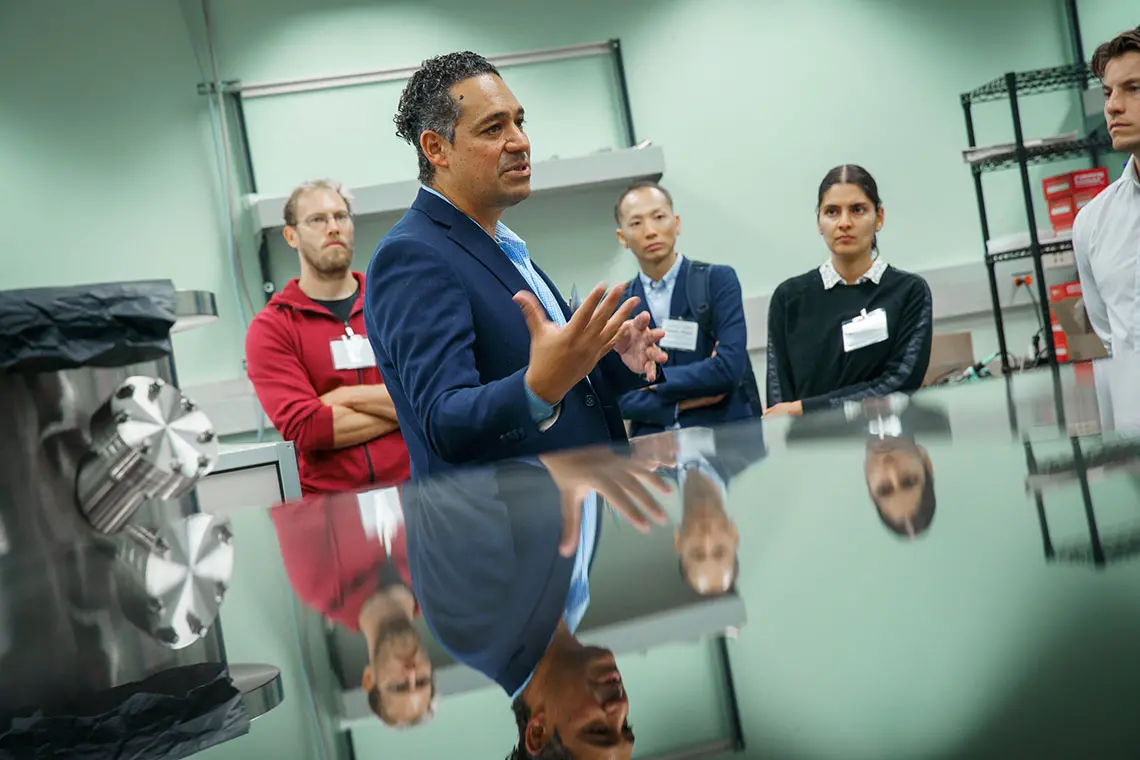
[271,494,413,631]
[245,271,410,495]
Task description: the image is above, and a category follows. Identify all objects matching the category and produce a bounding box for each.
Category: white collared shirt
[819,258,888,290]
[1073,157,1140,355]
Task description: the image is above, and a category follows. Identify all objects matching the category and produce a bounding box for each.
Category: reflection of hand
[630,430,680,469]
[679,394,727,411]
[540,447,671,557]
[763,400,803,417]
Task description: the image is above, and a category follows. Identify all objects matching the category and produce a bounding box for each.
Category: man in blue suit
[402,445,669,759]
[614,182,759,436]
[364,52,668,478]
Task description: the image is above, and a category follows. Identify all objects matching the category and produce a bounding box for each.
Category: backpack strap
[685,260,766,417]
[685,260,715,338]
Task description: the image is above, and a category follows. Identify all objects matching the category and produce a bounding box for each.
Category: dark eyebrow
[476,108,524,129]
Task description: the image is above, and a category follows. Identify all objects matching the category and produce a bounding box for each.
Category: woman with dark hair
[764,165,933,417]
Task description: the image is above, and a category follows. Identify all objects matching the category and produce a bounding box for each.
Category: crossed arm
[320,384,400,449]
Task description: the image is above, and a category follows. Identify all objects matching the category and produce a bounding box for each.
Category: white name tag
[660,319,699,352]
[331,334,377,370]
[841,308,889,353]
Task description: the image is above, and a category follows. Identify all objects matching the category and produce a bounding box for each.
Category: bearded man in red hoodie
[246,179,411,494]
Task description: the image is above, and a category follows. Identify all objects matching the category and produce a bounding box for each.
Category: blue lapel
[412,189,532,298]
[626,276,655,328]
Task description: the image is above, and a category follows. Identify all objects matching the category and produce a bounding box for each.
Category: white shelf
[248,144,666,230]
[986,227,1076,269]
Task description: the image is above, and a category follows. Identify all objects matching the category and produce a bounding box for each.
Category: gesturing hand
[515,283,641,405]
[540,445,671,557]
[612,311,668,381]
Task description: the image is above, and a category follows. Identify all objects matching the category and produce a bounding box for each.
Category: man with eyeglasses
[246,179,412,501]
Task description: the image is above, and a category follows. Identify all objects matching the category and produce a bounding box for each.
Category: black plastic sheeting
[0,281,178,373]
[0,662,250,759]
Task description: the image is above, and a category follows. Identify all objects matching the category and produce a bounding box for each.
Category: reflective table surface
[15,353,1140,759]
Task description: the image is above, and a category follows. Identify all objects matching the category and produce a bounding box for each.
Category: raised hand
[515,283,641,405]
[612,311,668,380]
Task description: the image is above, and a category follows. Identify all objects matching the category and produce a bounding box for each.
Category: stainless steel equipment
[116,514,234,650]
[0,283,278,739]
[77,376,219,534]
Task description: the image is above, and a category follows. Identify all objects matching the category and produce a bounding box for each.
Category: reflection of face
[674,480,738,601]
[817,183,883,259]
[616,187,681,268]
[527,648,634,759]
[284,188,355,277]
[362,618,433,725]
[864,438,931,531]
[1103,51,1140,155]
[437,73,531,210]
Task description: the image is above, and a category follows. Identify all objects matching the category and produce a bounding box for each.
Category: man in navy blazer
[402,445,668,758]
[613,182,756,436]
[363,52,668,478]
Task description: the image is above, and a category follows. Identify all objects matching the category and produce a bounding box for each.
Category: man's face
[435,73,531,210]
[1103,51,1140,155]
[817,183,883,257]
[675,472,739,595]
[864,438,931,531]
[284,188,354,277]
[526,648,634,760]
[616,187,681,267]
[362,618,434,726]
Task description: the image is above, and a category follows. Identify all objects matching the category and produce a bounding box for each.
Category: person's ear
[420,130,450,173]
[283,225,299,250]
[674,214,682,236]
[361,666,375,693]
[875,205,885,232]
[524,710,550,756]
[730,521,740,548]
[616,228,628,249]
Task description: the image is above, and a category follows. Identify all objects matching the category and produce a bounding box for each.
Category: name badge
[841,308,889,353]
[331,329,377,370]
[660,319,700,352]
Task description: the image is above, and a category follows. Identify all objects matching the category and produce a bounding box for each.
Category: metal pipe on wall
[203,40,615,99]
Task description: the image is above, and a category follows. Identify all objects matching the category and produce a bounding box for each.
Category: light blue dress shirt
[637,254,685,427]
[638,254,685,330]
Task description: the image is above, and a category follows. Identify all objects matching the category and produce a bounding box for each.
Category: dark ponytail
[817,164,883,260]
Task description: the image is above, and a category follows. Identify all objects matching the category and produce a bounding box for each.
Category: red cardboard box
[1042,172,1073,200]
[1048,195,1076,230]
[1071,167,1109,192]
[1047,281,1109,363]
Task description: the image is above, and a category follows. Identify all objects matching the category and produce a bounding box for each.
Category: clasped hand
[516,283,668,405]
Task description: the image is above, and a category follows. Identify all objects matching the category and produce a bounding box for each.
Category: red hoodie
[270,493,414,632]
[245,271,410,494]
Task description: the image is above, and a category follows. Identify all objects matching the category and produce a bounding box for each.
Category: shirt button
[584,394,597,407]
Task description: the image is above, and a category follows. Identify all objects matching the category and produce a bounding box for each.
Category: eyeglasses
[299,211,353,230]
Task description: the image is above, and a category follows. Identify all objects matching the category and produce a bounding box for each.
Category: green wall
[4,0,1140,757]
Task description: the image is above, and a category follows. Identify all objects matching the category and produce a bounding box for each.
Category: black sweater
[765,265,933,413]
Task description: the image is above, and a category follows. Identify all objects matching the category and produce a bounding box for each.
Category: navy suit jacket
[402,460,602,695]
[619,258,754,436]
[364,189,644,478]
